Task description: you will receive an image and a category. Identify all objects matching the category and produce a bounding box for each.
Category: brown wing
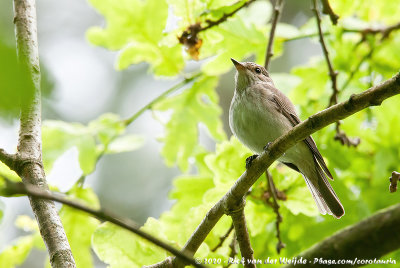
[270,92,334,180]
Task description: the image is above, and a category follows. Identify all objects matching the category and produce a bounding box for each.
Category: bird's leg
[246,154,258,169]
[263,142,272,151]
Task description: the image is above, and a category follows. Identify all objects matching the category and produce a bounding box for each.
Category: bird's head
[231,58,273,91]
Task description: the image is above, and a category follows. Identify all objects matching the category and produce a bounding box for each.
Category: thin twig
[202,0,256,32]
[341,49,374,92]
[223,231,238,268]
[227,233,238,268]
[178,0,256,57]
[124,73,201,126]
[0,149,16,170]
[312,0,339,107]
[333,121,360,147]
[153,73,400,268]
[343,21,400,41]
[320,0,339,25]
[265,170,285,253]
[264,0,285,70]
[229,199,255,268]
[283,32,325,42]
[389,171,400,193]
[312,0,360,147]
[0,176,205,268]
[79,72,200,185]
[211,223,234,252]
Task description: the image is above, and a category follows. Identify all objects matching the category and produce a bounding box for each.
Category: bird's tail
[302,157,345,218]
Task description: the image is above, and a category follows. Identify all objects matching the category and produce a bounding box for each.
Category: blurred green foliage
[0,41,33,121]
[0,40,53,123]
[1,0,400,267]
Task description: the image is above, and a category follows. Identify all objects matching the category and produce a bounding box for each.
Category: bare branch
[264,0,285,70]
[312,0,338,107]
[225,232,238,268]
[13,0,75,266]
[283,203,400,267]
[266,170,285,253]
[162,71,400,268]
[389,171,400,193]
[333,121,361,147]
[312,0,360,147]
[228,199,255,267]
[0,149,16,170]
[320,0,339,25]
[0,177,204,268]
[343,21,400,41]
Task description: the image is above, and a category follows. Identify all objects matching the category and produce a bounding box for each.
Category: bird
[229,58,344,218]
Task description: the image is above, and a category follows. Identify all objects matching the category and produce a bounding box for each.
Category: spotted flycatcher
[229,58,344,218]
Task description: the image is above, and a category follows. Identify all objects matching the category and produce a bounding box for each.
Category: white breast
[229,88,290,154]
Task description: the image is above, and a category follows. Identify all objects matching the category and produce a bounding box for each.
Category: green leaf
[290,58,330,116]
[0,236,34,268]
[154,76,226,171]
[204,137,251,187]
[106,135,145,154]
[331,0,400,24]
[167,0,205,26]
[88,113,126,146]
[87,0,184,76]
[43,113,143,176]
[42,120,99,175]
[200,16,267,75]
[60,185,100,268]
[92,220,167,268]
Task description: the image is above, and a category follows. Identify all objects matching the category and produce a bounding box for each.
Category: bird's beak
[231,58,245,72]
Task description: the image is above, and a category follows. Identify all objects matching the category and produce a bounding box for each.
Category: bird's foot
[263,142,272,151]
[246,154,259,169]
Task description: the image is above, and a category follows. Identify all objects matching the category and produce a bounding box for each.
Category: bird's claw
[246,154,259,169]
[263,142,272,151]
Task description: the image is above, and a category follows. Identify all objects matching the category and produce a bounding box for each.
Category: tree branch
[312,0,360,147]
[264,0,285,70]
[0,177,204,268]
[343,21,400,41]
[389,171,400,193]
[224,232,238,268]
[312,0,338,107]
[228,199,255,268]
[13,0,75,266]
[0,149,16,170]
[158,70,400,268]
[320,0,339,25]
[283,203,400,267]
[266,170,285,253]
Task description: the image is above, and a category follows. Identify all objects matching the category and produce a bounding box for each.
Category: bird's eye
[255,67,261,74]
